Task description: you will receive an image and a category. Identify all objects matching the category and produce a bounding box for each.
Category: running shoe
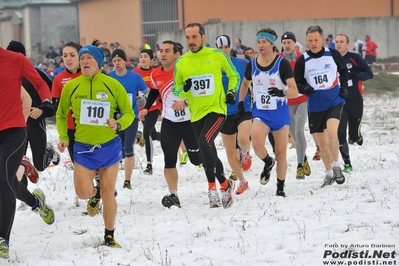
[343,164,353,173]
[260,157,275,185]
[303,159,311,176]
[123,180,132,190]
[229,172,237,181]
[161,194,181,208]
[136,131,145,147]
[104,235,121,248]
[333,166,346,185]
[221,179,235,209]
[313,146,321,161]
[240,151,252,171]
[276,190,287,197]
[235,181,249,195]
[321,175,335,188]
[208,189,221,208]
[296,167,305,179]
[32,188,55,225]
[0,238,9,259]
[87,185,101,217]
[47,143,61,165]
[143,164,153,175]
[180,151,188,165]
[21,155,39,184]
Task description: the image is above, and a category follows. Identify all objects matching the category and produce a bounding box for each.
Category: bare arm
[20,86,32,122]
[285,77,299,99]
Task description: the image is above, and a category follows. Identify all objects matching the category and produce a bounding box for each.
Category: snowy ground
[5,93,399,266]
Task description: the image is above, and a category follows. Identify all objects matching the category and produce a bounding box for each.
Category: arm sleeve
[279,58,294,85]
[116,84,135,131]
[172,57,187,98]
[244,61,253,81]
[144,89,160,110]
[56,85,70,142]
[294,55,307,93]
[331,49,348,90]
[355,54,374,81]
[220,52,240,92]
[22,57,51,101]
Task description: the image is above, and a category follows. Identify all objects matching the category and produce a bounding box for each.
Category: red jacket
[0,48,51,131]
[279,51,307,106]
[364,37,378,57]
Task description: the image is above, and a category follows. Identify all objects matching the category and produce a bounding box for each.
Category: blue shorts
[74,137,122,170]
[253,116,287,132]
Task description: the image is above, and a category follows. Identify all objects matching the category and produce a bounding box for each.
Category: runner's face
[306,31,324,53]
[112,57,126,72]
[335,36,349,55]
[159,43,176,67]
[217,45,231,58]
[185,26,205,53]
[139,53,152,68]
[257,38,273,56]
[80,53,100,77]
[281,39,295,53]
[63,46,79,72]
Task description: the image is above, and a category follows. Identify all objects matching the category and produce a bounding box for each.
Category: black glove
[348,72,357,80]
[183,78,192,92]
[340,87,348,99]
[303,85,315,96]
[225,90,236,105]
[38,101,56,118]
[237,101,245,116]
[267,87,284,97]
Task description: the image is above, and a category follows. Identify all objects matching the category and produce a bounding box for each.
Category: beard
[190,43,204,53]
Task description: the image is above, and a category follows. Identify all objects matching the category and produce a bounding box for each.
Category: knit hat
[111,49,127,62]
[215,34,231,48]
[7,40,26,55]
[281,31,296,43]
[140,49,153,60]
[79,44,104,67]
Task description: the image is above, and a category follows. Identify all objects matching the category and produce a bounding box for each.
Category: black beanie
[140,49,154,60]
[281,31,296,43]
[111,49,127,62]
[7,40,26,55]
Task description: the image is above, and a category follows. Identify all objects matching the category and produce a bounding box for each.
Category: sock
[105,228,114,238]
[304,155,308,162]
[332,161,340,168]
[297,163,303,168]
[220,179,229,191]
[277,178,285,191]
[262,154,273,166]
[208,182,216,190]
[326,169,333,177]
[31,197,39,210]
[170,190,178,196]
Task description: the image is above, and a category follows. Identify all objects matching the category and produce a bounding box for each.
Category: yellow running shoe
[104,235,121,248]
[303,160,311,176]
[87,196,101,217]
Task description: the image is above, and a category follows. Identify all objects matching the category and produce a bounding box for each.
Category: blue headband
[79,45,104,67]
[256,32,276,45]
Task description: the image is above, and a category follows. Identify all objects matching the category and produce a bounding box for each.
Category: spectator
[46,46,59,63]
[234,39,247,54]
[100,42,111,62]
[244,47,256,60]
[363,35,378,64]
[58,41,64,56]
[352,36,364,56]
[327,34,335,49]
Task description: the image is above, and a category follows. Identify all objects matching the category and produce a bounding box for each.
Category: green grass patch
[363,72,399,94]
